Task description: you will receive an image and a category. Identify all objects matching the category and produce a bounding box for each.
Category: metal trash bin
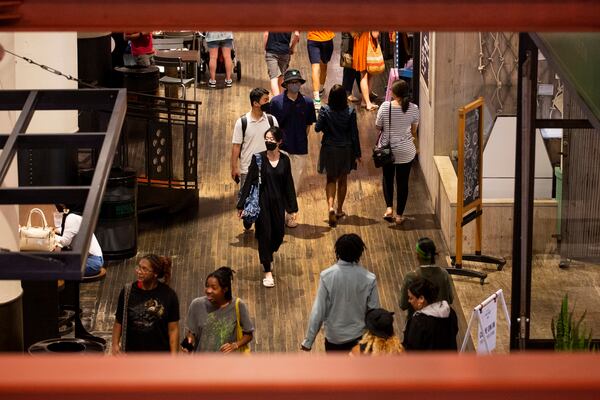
[95,167,138,260]
[114,65,160,95]
[28,338,105,354]
[79,167,138,260]
[0,281,24,352]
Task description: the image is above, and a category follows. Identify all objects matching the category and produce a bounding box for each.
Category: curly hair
[142,254,173,285]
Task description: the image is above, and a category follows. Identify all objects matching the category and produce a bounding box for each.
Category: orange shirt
[307,31,335,42]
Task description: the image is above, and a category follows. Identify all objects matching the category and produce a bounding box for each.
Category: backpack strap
[239,115,248,158]
[241,115,248,139]
[267,114,274,128]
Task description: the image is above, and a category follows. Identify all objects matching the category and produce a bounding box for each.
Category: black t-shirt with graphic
[115,281,180,352]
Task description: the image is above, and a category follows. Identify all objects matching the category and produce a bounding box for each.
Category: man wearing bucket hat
[270,69,316,227]
[399,237,454,317]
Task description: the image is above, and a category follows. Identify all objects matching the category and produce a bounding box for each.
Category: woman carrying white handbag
[54,204,104,277]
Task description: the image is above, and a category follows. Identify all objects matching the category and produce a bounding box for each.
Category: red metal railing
[1,353,600,399]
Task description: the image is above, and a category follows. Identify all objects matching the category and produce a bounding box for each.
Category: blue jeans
[85,255,104,276]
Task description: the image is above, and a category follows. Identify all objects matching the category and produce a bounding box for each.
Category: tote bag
[366,38,385,75]
[242,154,263,224]
[19,208,56,251]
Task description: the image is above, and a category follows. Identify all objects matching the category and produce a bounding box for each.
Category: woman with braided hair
[184,266,254,353]
[112,254,180,354]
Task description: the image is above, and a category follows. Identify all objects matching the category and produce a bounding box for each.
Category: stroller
[198,33,242,82]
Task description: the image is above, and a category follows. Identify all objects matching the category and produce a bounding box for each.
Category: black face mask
[265,141,278,151]
[260,102,271,113]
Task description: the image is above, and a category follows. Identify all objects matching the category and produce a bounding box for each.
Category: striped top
[375,101,420,164]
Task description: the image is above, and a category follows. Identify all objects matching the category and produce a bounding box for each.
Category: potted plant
[551,294,593,351]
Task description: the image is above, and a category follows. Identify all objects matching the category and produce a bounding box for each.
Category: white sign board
[477,297,498,353]
[460,289,510,354]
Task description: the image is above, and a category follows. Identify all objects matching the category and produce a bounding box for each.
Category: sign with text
[477,296,498,353]
[460,289,510,354]
[420,32,430,90]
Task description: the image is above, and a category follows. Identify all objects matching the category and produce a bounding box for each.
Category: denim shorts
[307,39,334,64]
[207,39,233,49]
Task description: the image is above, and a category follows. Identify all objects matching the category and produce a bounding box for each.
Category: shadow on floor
[285,223,331,240]
[389,213,440,231]
[230,231,258,249]
[336,215,379,227]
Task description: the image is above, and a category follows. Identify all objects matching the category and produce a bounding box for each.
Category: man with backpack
[231,87,278,230]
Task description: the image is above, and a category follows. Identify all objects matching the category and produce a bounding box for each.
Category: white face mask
[287,83,301,94]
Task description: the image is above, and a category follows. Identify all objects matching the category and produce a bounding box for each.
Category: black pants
[342,67,361,96]
[382,160,412,215]
[324,336,361,352]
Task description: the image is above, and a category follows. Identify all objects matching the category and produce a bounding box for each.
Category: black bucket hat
[365,308,395,339]
[281,69,306,87]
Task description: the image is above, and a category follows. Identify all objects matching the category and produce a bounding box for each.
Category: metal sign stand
[461,289,511,353]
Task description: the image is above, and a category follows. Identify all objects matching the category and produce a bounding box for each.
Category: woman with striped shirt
[375,80,419,224]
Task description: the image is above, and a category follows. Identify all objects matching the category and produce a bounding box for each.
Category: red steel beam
[0,0,599,31]
[1,353,600,399]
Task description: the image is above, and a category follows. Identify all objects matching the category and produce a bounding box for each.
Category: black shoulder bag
[372,102,395,168]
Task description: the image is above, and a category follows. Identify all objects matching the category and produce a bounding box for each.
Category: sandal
[262,277,275,288]
[383,210,394,222]
[328,209,337,227]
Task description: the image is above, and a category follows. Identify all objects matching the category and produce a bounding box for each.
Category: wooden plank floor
[82,32,461,353]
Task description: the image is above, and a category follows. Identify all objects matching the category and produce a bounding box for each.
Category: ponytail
[206,266,236,301]
[142,254,173,285]
[391,79,411,113]
[401,96,410,113]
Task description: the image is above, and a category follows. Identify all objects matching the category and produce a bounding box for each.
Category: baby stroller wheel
[235,60,242,81]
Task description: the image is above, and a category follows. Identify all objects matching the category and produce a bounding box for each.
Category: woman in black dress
[315,84,361,227]
[237,127,298,288]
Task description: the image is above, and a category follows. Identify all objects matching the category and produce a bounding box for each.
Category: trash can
[96,167,138,260]
[28,338,105,354]
[0,281,24,352]
[114,65,160,95]
[79,167,138,260]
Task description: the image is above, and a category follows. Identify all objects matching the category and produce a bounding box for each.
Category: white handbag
[19,208,56,251]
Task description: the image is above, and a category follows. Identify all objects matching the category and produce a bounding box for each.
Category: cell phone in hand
[181,338,194,352]
[234,175,240,184]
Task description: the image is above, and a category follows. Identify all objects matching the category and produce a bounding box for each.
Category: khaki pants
[288,154,307,194]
